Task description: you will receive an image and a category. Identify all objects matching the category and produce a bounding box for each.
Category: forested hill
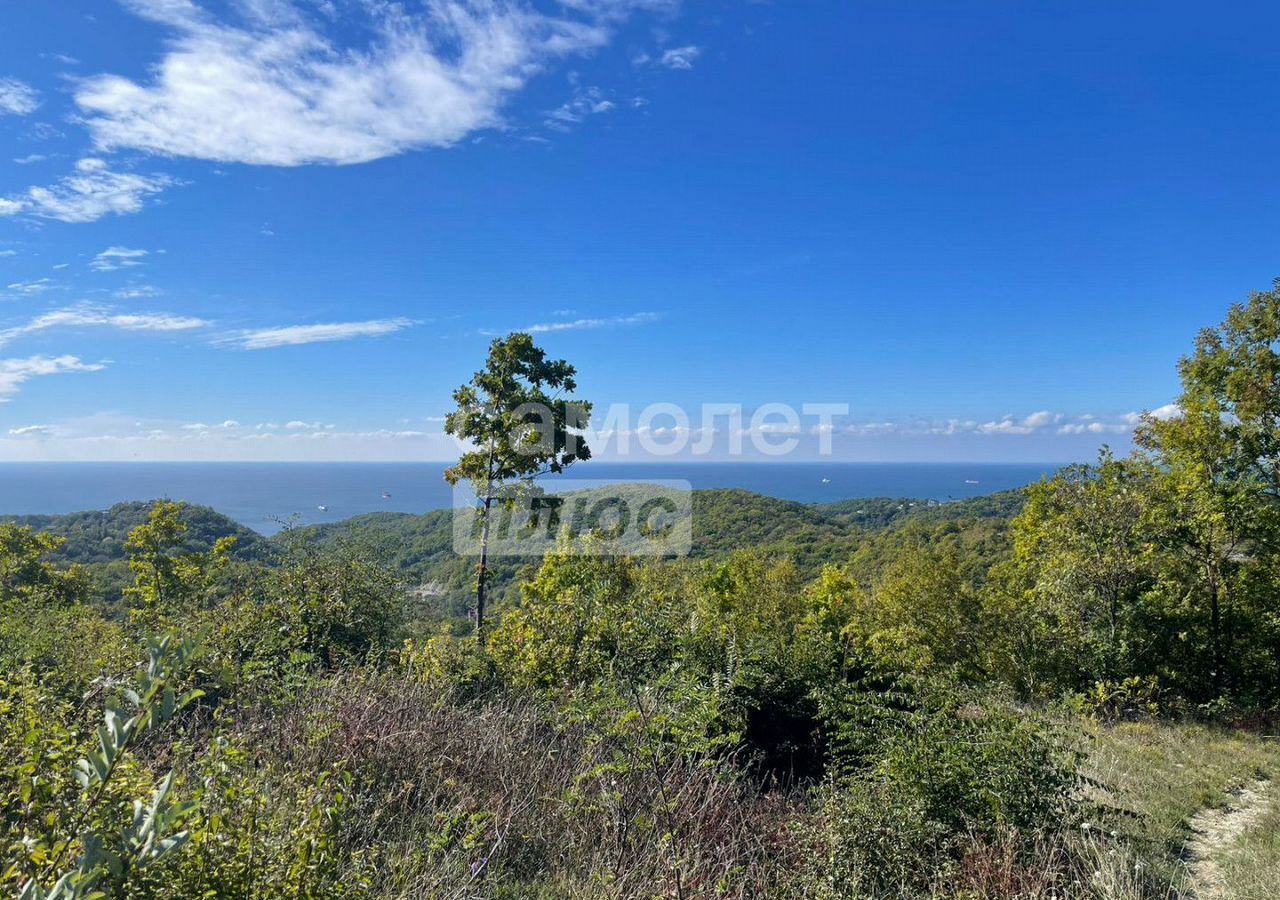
[816,488,1027,529]
[281,487,1022,616]
[2,501,273,565]
[4,488,1026,571]
[2,489,1025,616]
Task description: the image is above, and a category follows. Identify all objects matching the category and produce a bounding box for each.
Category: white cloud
[0,412,462,461]
[518,311,660,334]
[224,317,415,350]
[92,246,149,271]
[70,0,670,167]
[658,45,701,70]
[1020,410,1062,428]
[5,278,58,296]
[978,417,1035,435]
[1057,421,1127,435]
[12,154,47,165]
[0,355,104,401]
[8,158,177,223]
[545,85,616,130]
[818,410,1149,439]
[1148,403,1182,421]
[0,250,17,258]
[114,284,163,299]
[0,306,210,347]
[0,79,39,116]
[183,419,240,431]
[560,0,679,20]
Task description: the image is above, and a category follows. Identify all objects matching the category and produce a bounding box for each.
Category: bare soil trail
[1183,778,1272,899]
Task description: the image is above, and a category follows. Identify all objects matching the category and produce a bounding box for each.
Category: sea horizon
[0,460,1068,535]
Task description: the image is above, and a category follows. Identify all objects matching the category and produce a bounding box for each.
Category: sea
[0,462,1067,536]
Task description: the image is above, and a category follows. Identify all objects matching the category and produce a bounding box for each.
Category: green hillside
[3,501,273,565]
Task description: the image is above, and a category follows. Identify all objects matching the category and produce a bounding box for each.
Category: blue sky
[0,0,1277,462]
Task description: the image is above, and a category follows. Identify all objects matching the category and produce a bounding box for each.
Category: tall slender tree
[444,332,591,637]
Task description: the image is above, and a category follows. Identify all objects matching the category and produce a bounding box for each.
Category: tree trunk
[1208,568,1223,698]
[475,495,493,640]
[474,436,498,641]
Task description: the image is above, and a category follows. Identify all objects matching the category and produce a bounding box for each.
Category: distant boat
[317,505,328,512]
[821,477,831,484]
[964,479,980,485]
[381,491,392,499]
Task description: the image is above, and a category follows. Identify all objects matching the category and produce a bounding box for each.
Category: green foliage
[263,539,402,667]
[488,547,652,691]
[994,281,1280,704]
[443,332,592,490]
[0,525,88,607]
[10,635,203,900]
[0,525,126,697]
[444,331,593,635]
[125,501,237,622]
[817,488,1028,529]
[151,743,368,900]
[193,540,405,701]
[987,451,1157,695]
[797,695,1079,899]
[848,545,984,679]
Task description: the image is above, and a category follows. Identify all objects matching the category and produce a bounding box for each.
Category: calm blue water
[0,462,1065,535]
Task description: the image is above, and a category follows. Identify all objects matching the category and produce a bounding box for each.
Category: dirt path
[1183,778,1272,898]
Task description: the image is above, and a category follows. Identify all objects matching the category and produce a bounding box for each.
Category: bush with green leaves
[795,690,1081,899]
[7,635,202,900]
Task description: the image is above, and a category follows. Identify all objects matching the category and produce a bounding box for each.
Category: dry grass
[253,672,802,899]
[1217,782,1280,900]
[1080,720,1280,897]
[234,678,1280,900]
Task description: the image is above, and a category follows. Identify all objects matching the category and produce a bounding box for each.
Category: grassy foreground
[1081,721,1280,900]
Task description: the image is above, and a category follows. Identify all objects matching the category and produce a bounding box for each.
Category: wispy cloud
[1057,422,1129,435]
[223,317,416,350]
[91,246,149,272]
[73,0,669,167]
[0,306,211,347]
[0,355,104,401]
[4,158,177,223]
[5,278,58,296]
[0,413,457,461]
[0,78,39,116]
[518,311,660,334]
[545,85,616,131]
[114,284,163,300]
[804,409,1169,439]
[658,45,702,70]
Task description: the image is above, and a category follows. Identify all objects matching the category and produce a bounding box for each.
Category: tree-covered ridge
[3,501,272,566]
[13,487,1023,622]
[817,488,1028,528]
